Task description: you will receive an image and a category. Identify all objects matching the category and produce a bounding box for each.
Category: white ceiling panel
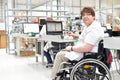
[14,0,47,8]
[2,0,120,9]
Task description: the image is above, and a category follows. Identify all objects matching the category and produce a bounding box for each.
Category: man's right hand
[67,31,79,38]
[67,31,74,36]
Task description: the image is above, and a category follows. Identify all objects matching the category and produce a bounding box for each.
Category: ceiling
[11,0,120,9]
[0,0,119,22]
[15,0,95,8]
[0,0,118,9]
[13,0,47,9]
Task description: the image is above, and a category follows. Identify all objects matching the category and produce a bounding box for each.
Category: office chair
[46,42,73,68]
[45,42,66,68]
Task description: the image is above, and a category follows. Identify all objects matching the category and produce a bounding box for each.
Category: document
[65,51,83,61]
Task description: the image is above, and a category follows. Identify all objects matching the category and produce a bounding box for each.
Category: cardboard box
[0,30,7,48]
[0,35,7,48]
[20,50,35,56]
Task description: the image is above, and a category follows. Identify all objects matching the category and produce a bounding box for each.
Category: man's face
[82,13,95,27]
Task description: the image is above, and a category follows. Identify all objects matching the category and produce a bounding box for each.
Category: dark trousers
[44,51,53,63]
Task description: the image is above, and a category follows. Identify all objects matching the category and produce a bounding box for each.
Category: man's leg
[51,51,69,79]
[44,51,53,63]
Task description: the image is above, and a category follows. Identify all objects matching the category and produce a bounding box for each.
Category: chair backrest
[98,40,104,55]
[98,40,112,69]
[84,40,112,69]
[51,42,67,50]
[83,40,103,59]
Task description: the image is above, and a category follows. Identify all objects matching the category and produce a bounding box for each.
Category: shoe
[46,62,53,68]
[48,61,53,64]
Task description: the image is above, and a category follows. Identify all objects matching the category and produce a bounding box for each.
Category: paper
[65,51,83,61]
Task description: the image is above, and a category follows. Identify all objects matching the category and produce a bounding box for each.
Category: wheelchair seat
[54,40,113,80]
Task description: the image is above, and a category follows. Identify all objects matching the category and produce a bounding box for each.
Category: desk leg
[114,50,120,74]
[36,40,45,65]
[36,56,38,62]
[35,39,38,62]
[41,41,44,65]
[16,37,20,56]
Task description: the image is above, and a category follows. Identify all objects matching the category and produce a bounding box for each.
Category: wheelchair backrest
[98,40,113,69]
[83,40,112,69]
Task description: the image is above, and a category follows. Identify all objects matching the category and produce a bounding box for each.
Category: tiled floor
[0,49,120,80]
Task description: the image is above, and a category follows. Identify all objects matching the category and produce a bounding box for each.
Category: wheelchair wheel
[70,59,112,80]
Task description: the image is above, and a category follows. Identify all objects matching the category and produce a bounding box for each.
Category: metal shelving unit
[4,0,68,54]
[4,0,120,54]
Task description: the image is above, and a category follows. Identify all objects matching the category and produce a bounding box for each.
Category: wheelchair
[54,40,113,80]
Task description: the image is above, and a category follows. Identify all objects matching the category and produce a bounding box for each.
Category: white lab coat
[40,25,53,52]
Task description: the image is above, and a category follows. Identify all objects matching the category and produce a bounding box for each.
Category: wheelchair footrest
[56,70,69,76]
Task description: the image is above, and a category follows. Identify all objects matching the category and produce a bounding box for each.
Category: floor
[0,49,120,80]
[0,49,52,80]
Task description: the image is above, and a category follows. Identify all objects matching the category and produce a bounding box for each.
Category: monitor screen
[23,23,40,34]
[46,21,63,35]
[40,19,46,25]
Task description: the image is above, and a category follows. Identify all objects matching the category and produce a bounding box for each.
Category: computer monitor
[46,21,63,35]
[40,19,46,25]
[23,23,40,34]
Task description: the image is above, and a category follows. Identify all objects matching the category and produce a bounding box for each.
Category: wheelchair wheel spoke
[94,72,110,80]
[70,59,112,80]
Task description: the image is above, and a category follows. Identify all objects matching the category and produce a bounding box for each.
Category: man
[51,6,104,79]
[40,25,53,64]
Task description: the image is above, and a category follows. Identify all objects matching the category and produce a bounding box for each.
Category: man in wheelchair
[51,7,111,80]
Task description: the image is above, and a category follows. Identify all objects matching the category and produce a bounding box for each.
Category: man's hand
[67,31,79,38]
[65,46,72,51]
[67,31,74,36]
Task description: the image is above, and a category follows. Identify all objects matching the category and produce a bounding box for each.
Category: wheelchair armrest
[83,52,98,59]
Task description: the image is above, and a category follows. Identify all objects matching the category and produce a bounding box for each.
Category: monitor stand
[61,34,64,39]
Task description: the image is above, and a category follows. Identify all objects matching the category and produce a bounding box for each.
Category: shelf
[7,15,69,18]
[8,9,67,12]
